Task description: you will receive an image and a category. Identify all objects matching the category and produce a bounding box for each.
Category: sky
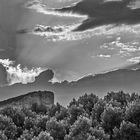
[0,0,140,86]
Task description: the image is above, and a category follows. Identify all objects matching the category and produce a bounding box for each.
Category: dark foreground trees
[0,91,140,140]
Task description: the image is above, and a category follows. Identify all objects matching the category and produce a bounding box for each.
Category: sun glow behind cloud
[0,59,45,85]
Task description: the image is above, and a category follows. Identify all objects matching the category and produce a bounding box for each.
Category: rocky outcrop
[0,91,54,108]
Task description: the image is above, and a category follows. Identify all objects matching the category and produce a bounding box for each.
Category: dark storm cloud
[56,0,140,31]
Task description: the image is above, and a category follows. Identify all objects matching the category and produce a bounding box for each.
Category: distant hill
[0,64,140,106]
[122,62,140,70]
[0,91,54,108]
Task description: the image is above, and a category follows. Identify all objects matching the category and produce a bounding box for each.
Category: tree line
[0,91,140,140]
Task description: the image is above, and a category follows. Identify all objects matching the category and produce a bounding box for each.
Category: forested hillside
[0,91,140,140]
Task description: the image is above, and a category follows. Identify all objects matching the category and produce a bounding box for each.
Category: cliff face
[0,91,54,108]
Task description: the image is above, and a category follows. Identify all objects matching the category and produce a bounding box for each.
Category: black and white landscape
[0,0,140,139]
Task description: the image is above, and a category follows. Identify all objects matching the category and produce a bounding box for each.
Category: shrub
[125,101,140,127]
[66,116,91,140]
[46,119,66,140]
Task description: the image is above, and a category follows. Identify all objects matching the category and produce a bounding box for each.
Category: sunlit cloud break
[100,36,140,57]
[128,57,140,63]
[0,59,45,85]
[31,23,84,41]
[25,0,87,18]
[97,54,111,58]
[31,24,140,42]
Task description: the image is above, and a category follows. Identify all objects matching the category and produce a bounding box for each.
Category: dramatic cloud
[128,56,140,63]
[30,24,85,41]
[56,0,140,31]
[1,0,140,85]
[0,59,45,85]
[27,24,140,42]
[21,0,140,42]
[100,37,140,57]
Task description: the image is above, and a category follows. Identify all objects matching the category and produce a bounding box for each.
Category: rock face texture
[0,91,54,108]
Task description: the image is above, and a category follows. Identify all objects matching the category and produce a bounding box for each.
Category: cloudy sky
[0,0,140,86]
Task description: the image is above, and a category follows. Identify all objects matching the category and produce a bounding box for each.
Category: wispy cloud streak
[25,0,87,18]
[100,36,140,57]
[29,24,140,42]
[128,56,140,63]
[22,0,140,42]
[56,0,140,31]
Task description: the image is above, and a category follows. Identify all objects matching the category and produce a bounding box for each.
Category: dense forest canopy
[0,91,140,140]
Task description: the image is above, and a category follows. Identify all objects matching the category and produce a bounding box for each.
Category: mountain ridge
[0,63,140,106]
[0,90,54,108]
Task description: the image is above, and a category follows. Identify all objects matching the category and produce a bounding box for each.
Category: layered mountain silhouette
[0,63,140,106]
